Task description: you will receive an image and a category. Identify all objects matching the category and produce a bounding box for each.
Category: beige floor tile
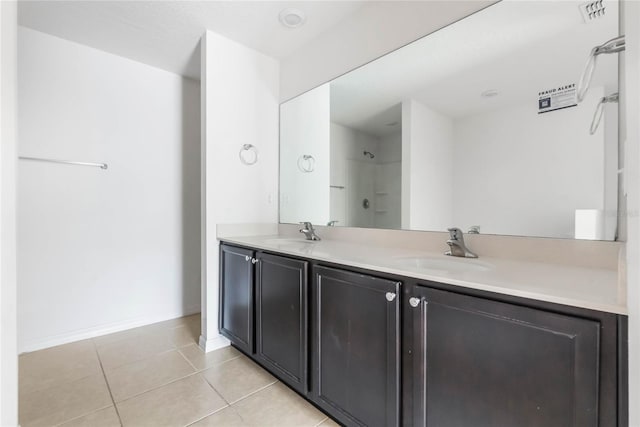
[153,313,201,330]
[19,374,112,427]
[19,340,102,396]
[96,328,174,370]
[169,322,200,348]
[58,406,121,427]
[201,355,277,404]
[117,373,227,427]
[179,344,241,371]
[93,322,166,348]
[105,350,195,402]
[92,315,201,349]
[190,406,247,426]
[233,382,327,427]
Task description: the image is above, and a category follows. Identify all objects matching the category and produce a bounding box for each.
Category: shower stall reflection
[329,122,402,229]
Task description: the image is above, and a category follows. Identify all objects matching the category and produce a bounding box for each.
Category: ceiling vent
[580,1,606,23]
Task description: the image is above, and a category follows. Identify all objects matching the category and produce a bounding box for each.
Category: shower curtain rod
[19,156,108,170]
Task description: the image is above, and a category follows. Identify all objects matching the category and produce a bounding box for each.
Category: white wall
[1,1,18,424]
[17,28,201,352]
[200,31,279,351]
[402,99,453,231]
[376,132,402,229]
[280,84,330,225]
[623,1,640,424]
[452,88,608,239]
[279,1,495,101]
[378,133,402,164]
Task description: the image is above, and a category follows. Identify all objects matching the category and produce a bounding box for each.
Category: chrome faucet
[299,222,321,241]
[445,227,477,258]
[468,225,480,234]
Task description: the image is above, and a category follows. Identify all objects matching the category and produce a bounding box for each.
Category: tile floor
[19,314,339,427]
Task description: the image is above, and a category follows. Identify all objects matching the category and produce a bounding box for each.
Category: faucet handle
[468,225,480,234]
[447,227,463,240]
[299,221,313,229]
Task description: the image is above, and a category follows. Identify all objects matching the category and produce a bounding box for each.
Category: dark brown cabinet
[220,243,626,427]
[406,285,602,427]
[219,244,255,354]
[311,266,401,427]
[255,252,309,394]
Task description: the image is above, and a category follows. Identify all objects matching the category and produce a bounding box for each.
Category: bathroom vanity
[217,2,629,425]
[218,236,627,427]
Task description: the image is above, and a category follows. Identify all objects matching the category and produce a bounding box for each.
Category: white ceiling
[18,0,368,80]
[329,0,620,137]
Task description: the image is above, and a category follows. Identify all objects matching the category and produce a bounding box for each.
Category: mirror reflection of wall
[280,0,621,240]
[280,84,331,226]
[400,86,616,239]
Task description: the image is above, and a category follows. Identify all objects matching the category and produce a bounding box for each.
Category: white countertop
[219,235,626,315]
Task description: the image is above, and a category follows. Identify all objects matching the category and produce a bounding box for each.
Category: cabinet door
[407,286,600,427]
[312,266,401,427]
[219,244,254,354]
[255,253,309,394]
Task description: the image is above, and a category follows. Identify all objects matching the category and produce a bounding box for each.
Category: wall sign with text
[538,83,577,114]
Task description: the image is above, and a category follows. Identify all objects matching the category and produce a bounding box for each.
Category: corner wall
[1,1,18,424]
[17,28,201,352]
[200,31,279,351]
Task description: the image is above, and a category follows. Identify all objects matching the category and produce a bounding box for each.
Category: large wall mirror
[280,0,621,240]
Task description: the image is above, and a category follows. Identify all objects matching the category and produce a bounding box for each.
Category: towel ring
[239,144,258,166]
[590,92,618,135]
[297,154,315,173]
[577,35,625,103]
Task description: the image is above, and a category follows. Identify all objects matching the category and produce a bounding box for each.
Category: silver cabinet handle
[385,292,396,302]
[251,258,258,264]
[245,255,250,262]
[409,297,420,308]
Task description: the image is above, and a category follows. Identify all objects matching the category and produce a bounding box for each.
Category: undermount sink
[262,238,317,245]
[392,256,492,273]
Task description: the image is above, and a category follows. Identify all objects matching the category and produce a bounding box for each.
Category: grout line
[200,376,232,407]
[113,371,202,405]
[100,346,179,372]
[91,313,200,351]
[183,403,235,427]
[176,347,199,371]
[20,371,100,399]
[224,404,247,424]
[93,314,199,351]
[314,417,329,427]
[227,380,279,405]
[196,362,279,407]
[194,354,243,373]
[52,404,114,427]
[91,340,124,427]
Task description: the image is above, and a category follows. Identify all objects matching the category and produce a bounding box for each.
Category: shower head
[363,150,375,159]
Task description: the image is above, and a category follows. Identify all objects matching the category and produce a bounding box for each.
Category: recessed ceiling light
[481,89,499,98]
[279,8,306,29]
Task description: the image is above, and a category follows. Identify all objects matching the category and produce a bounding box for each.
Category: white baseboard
[19,304,201,354]
[199,334,230,353]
